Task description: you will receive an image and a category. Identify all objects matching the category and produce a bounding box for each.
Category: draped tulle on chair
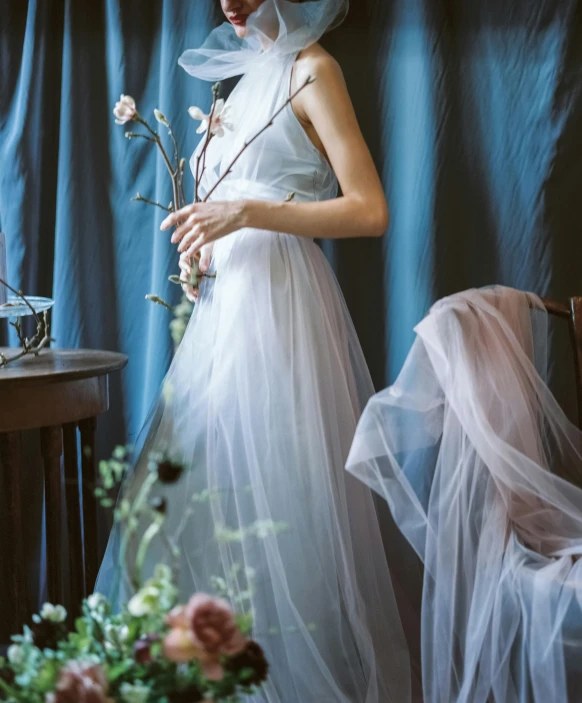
[347,286,582,703]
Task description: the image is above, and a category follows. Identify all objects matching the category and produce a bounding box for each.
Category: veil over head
[179,0,349,81]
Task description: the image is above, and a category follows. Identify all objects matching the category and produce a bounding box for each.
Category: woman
[98,1,415,701]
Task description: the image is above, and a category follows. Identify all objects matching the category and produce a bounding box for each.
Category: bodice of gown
[191,52,338,205]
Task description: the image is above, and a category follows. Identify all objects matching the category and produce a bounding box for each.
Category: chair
[540,296,582,487]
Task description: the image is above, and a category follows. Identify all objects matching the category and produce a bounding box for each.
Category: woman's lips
[229,14,248,26]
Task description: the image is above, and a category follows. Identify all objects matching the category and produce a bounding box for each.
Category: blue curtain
[2,0,582,447]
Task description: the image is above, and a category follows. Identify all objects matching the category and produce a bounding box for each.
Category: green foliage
[170,294,194,350]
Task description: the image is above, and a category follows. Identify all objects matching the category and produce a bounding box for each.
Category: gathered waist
[205,178,316,204]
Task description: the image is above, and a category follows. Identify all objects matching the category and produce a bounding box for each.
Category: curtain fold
[1,0,581,613]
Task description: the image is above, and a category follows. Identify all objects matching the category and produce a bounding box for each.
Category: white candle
[0,233,6,305]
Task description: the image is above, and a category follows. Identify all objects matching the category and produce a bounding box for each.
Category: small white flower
[86,592,108,612]
[127,585,161,617]
[120,682,150,703]
[40,603,67,623]
[7,644,24,665]
[113,94,137,125]
[188,99,233,137]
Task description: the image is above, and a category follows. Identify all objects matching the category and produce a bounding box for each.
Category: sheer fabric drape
[347,286,582,702]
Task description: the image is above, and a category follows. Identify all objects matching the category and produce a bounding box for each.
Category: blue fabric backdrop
[1,1,582,594]
[2,0,582,442]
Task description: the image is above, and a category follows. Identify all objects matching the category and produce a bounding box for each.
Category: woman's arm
[162,49,388,256]
[248,49,389,239]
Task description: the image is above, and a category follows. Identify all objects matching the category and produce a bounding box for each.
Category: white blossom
[188,99,233,137]
[86,593,108,613]
[113,94,137,125]
[127,585,162,617]
[40,603,67,623]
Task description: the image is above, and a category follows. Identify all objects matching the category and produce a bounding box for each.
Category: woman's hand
[161,201,246,259]
[178,245,214,302]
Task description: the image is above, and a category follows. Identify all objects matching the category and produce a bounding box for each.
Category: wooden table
[0,349,127,635]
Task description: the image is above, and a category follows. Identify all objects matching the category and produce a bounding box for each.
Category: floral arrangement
[0,448,269,703]
[112,89,226,314]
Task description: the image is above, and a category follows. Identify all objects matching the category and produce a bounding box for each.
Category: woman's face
[221,0,300,38]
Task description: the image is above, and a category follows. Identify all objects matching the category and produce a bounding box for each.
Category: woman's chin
[233,24,248,38]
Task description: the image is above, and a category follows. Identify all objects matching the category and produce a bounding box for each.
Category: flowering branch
[114,96,186,213]
[178,157,187,211]
[203,76,314,203]
[194,83,221,203]
[134,116,181,211]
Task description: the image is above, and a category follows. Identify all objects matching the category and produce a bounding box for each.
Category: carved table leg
[0,431,28,635]
[40,425,64,605]
[63,423,84,616]
[79,417,98,594]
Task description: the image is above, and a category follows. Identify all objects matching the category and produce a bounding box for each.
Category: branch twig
[133,115,180,212]
[125,132,157,144]
[203,77,315,203]
[0,280,53,368]
[195,83,220,203]
[132,194,172,212]
[0,277,41,326]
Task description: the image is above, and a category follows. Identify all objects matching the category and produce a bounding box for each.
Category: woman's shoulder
[292,44,344,101]
[294,44,343,84]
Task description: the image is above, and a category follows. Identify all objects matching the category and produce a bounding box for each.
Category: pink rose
[113,94,137,125]
[164,594,247,681]
[47,662,112,703]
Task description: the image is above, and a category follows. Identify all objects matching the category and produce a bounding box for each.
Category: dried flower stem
[203,77,314,203]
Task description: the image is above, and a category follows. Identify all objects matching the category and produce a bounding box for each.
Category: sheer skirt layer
[98,226,415,703]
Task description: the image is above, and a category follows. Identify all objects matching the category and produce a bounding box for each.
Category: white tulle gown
[97,3,415,701]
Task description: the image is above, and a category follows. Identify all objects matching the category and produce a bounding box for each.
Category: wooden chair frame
[541,297,582,431]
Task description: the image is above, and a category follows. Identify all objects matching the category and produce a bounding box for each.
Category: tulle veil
[178,0,348,81]
[347,286,582,702]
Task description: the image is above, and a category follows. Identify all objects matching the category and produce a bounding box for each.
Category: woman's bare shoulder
[294,44,343,85]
